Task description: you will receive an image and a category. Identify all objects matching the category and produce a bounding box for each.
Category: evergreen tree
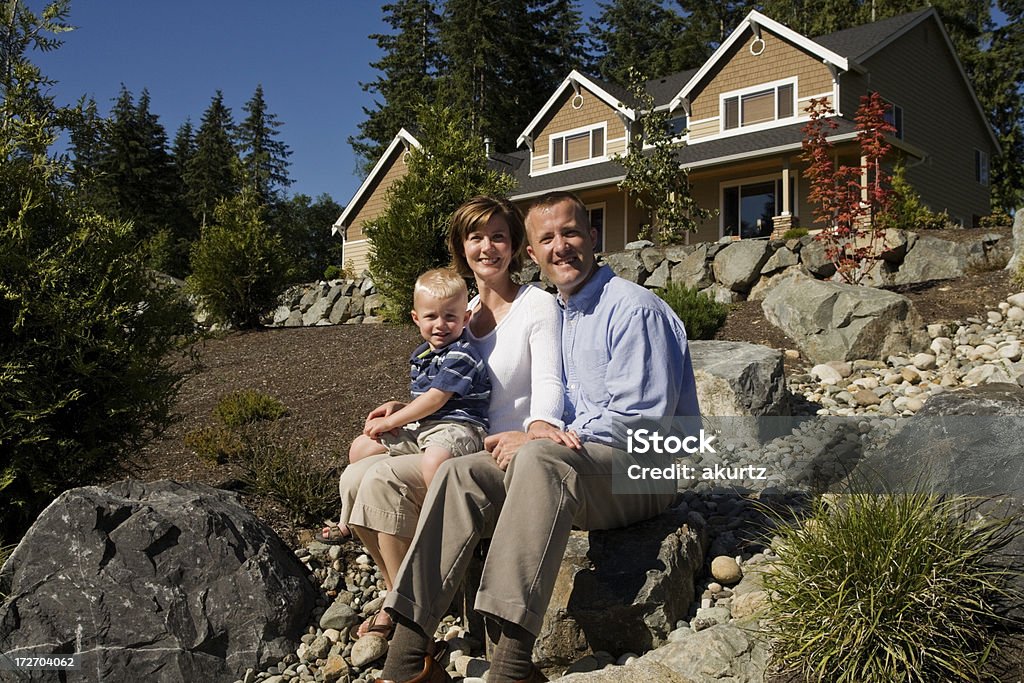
[675,0,752,62]
[981,0,1023,211]
[67,95,105,193]
[93,86,179,244]
[588,0,691,85]
[533,0,588,78]
[2,0,192,538]
[365,103,515,318]
[270,192,344,282]
[349,0,441,169]
[236,84,292,202]
[172,119,196,183]
[184,90,239,226]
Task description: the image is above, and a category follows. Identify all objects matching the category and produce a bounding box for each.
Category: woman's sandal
[349,610,395,641]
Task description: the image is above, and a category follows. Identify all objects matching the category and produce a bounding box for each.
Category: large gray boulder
[602,250,647,284]
[892,236,969,285]
[533,506,707,669]
[1007,210,1024,273]
[671,245,713,290]
[645,621,770,683]
[0,480,317,683]
[690,341,790,442]
[712,241,771,292]
[761,277,928,363]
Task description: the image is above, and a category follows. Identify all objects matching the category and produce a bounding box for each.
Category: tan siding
[535,88,626,159]
[344,240,372,276]
[688,119,719,139]
[345,149,410,242]
[607,137,627,156]
[532,154,550,173]
[861,18,991,222]
[689,28,834,128]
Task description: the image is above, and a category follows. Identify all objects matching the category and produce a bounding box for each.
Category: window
[550,125,605,167]
[722,177,795,238]
[666,113,688,137]
[587,204,605,252]
[975,149,989,185]
[722,81,796,131]
[884,103,904,139]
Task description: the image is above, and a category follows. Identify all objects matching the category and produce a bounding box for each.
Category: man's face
[525,199,598,297]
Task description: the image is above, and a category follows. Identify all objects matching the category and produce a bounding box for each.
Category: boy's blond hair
[413,268,468,305]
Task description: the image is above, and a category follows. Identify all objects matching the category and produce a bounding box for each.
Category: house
[335,7,997,274]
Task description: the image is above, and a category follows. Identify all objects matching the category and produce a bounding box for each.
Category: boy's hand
[363,416,394,439]
[367,401,406,421]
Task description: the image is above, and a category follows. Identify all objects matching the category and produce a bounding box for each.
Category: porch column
[771,158,796,239]
[781,159,791,216]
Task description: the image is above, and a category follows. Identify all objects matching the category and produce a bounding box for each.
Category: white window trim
[585,201,607,253]
[536,121,609,176]
[719,172,799,239]
[975,149,989,186]
[719,76,799,133]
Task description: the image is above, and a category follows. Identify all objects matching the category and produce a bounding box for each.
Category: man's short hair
[447,196,526,278]
[414,268,468,304]
[526,191,590,230]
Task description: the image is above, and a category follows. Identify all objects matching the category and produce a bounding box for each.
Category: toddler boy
[348,267,490,487]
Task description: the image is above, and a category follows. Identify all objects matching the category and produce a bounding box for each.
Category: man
[376,191,700,683]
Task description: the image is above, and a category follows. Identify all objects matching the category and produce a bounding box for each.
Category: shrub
[184,425,245,464]
[979,211,1013,229]
[764,492,1019,682]
[214,389,289,428]
[1,4,194,538]
[782,227,808,239]
[323,264,345,281]
[187,189,291,328]
[654,283,728,340]
[236,432,338,523]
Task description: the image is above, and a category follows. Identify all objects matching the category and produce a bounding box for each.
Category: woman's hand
[527,421,582,450]
[483,431,529,471]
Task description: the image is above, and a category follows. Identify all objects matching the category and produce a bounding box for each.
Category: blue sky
[33,1,602,207]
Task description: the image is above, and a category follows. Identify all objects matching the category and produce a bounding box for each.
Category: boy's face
[411,291,471,350]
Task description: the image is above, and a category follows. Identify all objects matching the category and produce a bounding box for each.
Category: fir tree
[349,0,441,169]
[67,95,105,193]
[184,90,239,226]
[236,84,291,202]
[172,119,196,183]
[675,0,752,61]
[588,0,691,85]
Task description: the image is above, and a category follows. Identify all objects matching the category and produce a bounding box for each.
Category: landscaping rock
[799,238,836,278]
[0,480,317,683]
[760,245,799,274]
[533,506,707,669]
[893,236,969,285]
[712,241,771,292]
[672,245,713,289]
[690,341,789,442]
[762,277,928,364]
[602,250,646,284]
[646,621,770,683]
[1007,209,1024,273]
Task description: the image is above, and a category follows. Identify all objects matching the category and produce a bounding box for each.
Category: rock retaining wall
[267,228,1013,327]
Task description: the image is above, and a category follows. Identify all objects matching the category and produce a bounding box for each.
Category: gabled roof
[814,7,932,60]
[516,70,637,148]
[333,128,420,234]
[648,69,698,109]
[669,10,854,112]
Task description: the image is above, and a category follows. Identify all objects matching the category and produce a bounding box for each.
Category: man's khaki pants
[383,439,675,636]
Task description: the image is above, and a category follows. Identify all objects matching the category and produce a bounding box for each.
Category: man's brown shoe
[373,653,452,683]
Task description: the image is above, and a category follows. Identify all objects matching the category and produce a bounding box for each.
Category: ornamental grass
[763,492,1020,682]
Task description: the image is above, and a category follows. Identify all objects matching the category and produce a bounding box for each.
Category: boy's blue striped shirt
[409,332,490,429]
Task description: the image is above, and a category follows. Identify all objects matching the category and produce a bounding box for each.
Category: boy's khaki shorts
[380,419,486,457]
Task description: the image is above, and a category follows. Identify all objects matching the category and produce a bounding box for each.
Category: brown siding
[345,148,410,242]
[689,27,834,138]
[535,88,627,160]
[858,18,992,222]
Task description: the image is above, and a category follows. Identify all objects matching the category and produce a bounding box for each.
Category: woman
[335,196,575,640]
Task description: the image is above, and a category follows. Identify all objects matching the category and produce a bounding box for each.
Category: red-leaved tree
[802,92,896,284]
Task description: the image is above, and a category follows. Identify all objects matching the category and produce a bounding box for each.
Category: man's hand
[484,431,529,471]
[527,421,583,450]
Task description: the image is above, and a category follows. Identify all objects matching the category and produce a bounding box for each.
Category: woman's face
[463,214,513,279]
